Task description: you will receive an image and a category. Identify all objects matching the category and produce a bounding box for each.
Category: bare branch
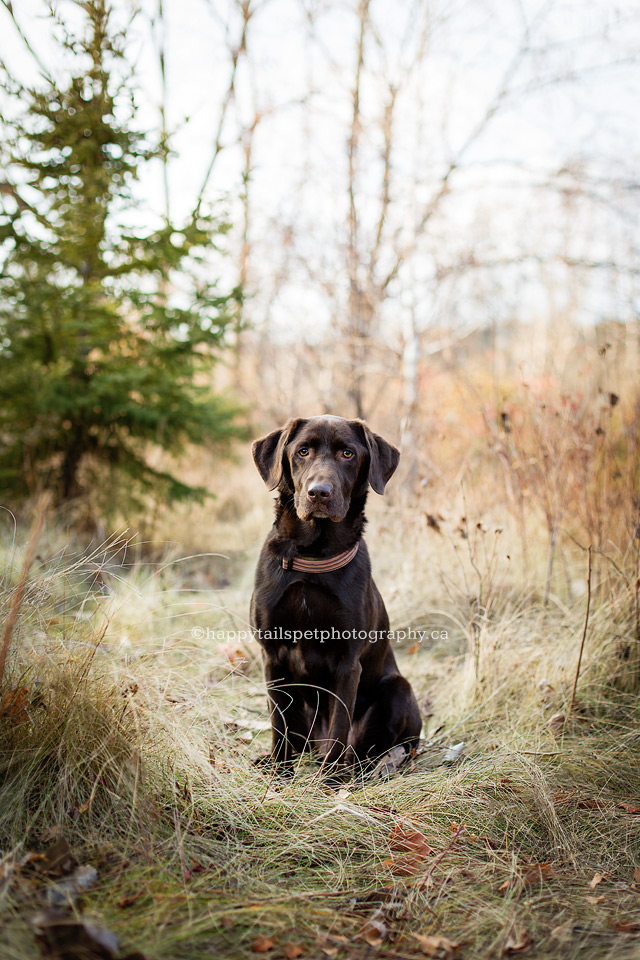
[381,0,554,292]
[0,0,54,83]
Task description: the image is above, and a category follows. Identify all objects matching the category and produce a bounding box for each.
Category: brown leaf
[222,643,249,671]
[586,895,605,904]
[31,909,133,960]
[315,937,344,957]
[414,933,459,957]
[613,920,640,934]
[283,945,304,959]
[500,863,553,892]
[589,873,605,889]
[384,823,433,876]
[388,823,433,855]
[220,915,233,930]
[358,917,388,946]
[502,929,533,955]
[522,862,553,886]
[1,686,30,723]
[381,854,423,878]
[251,935,275,953]
[578,798,609,811]
[617,802,640,814]
[634,867,640,884]
[407,642,420,655]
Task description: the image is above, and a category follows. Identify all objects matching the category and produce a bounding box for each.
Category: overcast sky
[2,0,640,341]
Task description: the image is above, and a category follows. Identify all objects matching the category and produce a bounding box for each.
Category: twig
[0,492,51,691]
[569,544,592,713]
[415,822,464,892]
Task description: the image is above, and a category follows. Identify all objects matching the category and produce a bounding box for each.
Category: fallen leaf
[251,935,275,953]
[522,862,553,886]
[222,643,249,671]
[502,928,533,955]
[578,798,609,811]
[613,920,640,934]
[589,873,605,889]
[617,802,640,814]
[383,823,434,876]
[30,909,144,960]
[283,945,304,959]
[414,933,459,957]
[357,917,388,946]
[548,712,566,737]
[389,823,433,856]
[407,642,420,655]
[315,937,341,957]
[1,686,30,723]
[586,895,605,904]
[500,863,553,892]
[634,867,640,884]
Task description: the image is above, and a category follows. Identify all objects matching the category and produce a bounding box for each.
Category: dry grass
[0,495,639,960]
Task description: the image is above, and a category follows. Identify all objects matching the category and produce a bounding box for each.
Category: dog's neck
[268,491,367,560]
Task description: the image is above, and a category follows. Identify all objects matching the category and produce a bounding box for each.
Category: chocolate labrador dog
[250,415,421,775]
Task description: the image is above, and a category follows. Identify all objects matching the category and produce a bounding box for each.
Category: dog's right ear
[252,419,305,491]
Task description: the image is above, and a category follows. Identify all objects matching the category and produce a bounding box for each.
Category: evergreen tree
[0,0,243,509]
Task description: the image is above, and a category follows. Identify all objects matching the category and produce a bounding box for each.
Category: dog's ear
[356,421,400,495]
[252,418,305,491]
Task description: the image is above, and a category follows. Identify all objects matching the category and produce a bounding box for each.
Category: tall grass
[1,486,639,959]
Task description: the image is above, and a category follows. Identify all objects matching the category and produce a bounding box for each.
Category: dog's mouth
[295,498,347,523]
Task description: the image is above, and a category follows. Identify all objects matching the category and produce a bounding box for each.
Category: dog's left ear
[252,418,304,491]
[356,421,400,495]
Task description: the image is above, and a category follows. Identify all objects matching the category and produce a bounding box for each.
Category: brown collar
[281,542,359,573]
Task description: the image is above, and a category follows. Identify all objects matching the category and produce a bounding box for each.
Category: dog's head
[252,415,400,522]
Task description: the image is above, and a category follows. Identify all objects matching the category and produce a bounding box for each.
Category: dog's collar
[281,542,359,573]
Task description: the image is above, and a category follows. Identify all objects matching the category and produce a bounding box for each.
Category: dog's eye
[298,447,309,457]
[342,449,354,459]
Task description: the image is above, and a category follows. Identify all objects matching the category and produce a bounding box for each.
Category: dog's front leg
[263,658,304,767]
[323,660,362,769]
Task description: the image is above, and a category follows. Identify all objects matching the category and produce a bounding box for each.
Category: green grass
[1,515,639,960]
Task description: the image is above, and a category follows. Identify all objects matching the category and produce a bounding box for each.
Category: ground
[1,501,639,960]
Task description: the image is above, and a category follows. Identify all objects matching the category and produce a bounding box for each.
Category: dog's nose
[308,482,333,502]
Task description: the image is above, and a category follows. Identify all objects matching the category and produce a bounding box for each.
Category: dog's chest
[273,581,345,629]
[261,581,348,668]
